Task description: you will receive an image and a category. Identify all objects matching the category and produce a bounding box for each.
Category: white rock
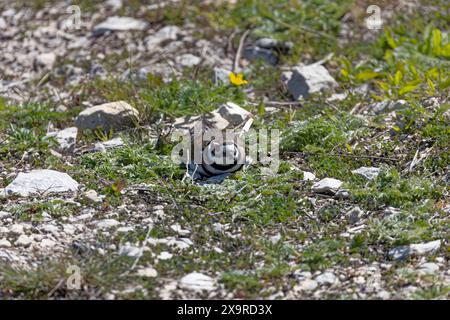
[410,240,441,256]
[315,272,337,285]
[158,251,173,260]
[352,166,380,180]
[214,67,232,84]
[46,127,78,153]
[209,102,252,129]
[75,101,139,132]
[40,224,59,234]
[179,272,217,291]
[295,279,318,292]
[170,224,190,236]
[137,267,158,278]
[119,245,141,258]
[9,224,24,235]
[145,25,180,48]
[327,92,348,102]
[166,238,193,250]
[94,16,148,36]
[175,54,201,67]
[4,170,79,197]
[69,212,93,222]
[389,240,442,260]
[269,234,281,244]
[0,238,12,248]
[287,64,337,99]
[93,137,124,152]
[417,262,439,275]
[35,52,56,69]
[377,290,391,299]
[117,226,134,233]
[302,171,316,181]
[312,178,343,194]
[15,235,32,247]
[347,207,364,224]
[63,224,76,235]
[40,238,56,247]
[173,102,252,134]
[371,99,408,114]
[94,219,120,229]
[0,211,11,220]
[84,189,102,203]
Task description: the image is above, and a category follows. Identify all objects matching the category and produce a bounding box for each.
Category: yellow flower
[229,72,248,86]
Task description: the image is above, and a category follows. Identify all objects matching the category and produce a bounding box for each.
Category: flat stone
[352,166,380,180]
[312,178,343,195]
[75,101,139,132]
[208,102,252,129]
[243,46,278,65]
[116,226,134,233]
[170,224,190,236]
[40,238,57,247]
[302,171,316,181]
[295,279,318,292]
[0,211,11,220]
[145,25,180,48]
[287,64,337,99]
[46,127,78,153]
[346,207,364,224]
[410,240,441,255]
[175,54,201,67]
[119,245,141,258]
[93,137,124,152]
[179,272,217,291]
[417,262,440,275]
[34,52,56,69]
[15,234,32,247]
[158,251,173,260]
[93,16,148,36]
[371,99,408,114]
[315,272,337,285]
[389,240,442,260]
[4,169,79,197]
[94,219,120,229]
[84,190,102,203]
[174,102,251,134]
[137,267,158,278]
[40,224,59,234]
[0,238,12,248]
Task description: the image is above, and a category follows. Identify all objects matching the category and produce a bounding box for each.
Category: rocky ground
[0,0,449,299]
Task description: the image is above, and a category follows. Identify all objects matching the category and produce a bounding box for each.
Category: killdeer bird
[185,117,253,181]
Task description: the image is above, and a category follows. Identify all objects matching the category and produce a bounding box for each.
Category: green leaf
[427,79,436,94]
[394,70,403,86]
[426,67,439,79]
[398,81,420,95]
[439,76,450,90]
[376,81,390,92]
[385,30,397,49]
[345,143,353,153]
[441,43,450,58]
[355,70,380,81]
[432,29,442,56]
[340,68,349,79]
